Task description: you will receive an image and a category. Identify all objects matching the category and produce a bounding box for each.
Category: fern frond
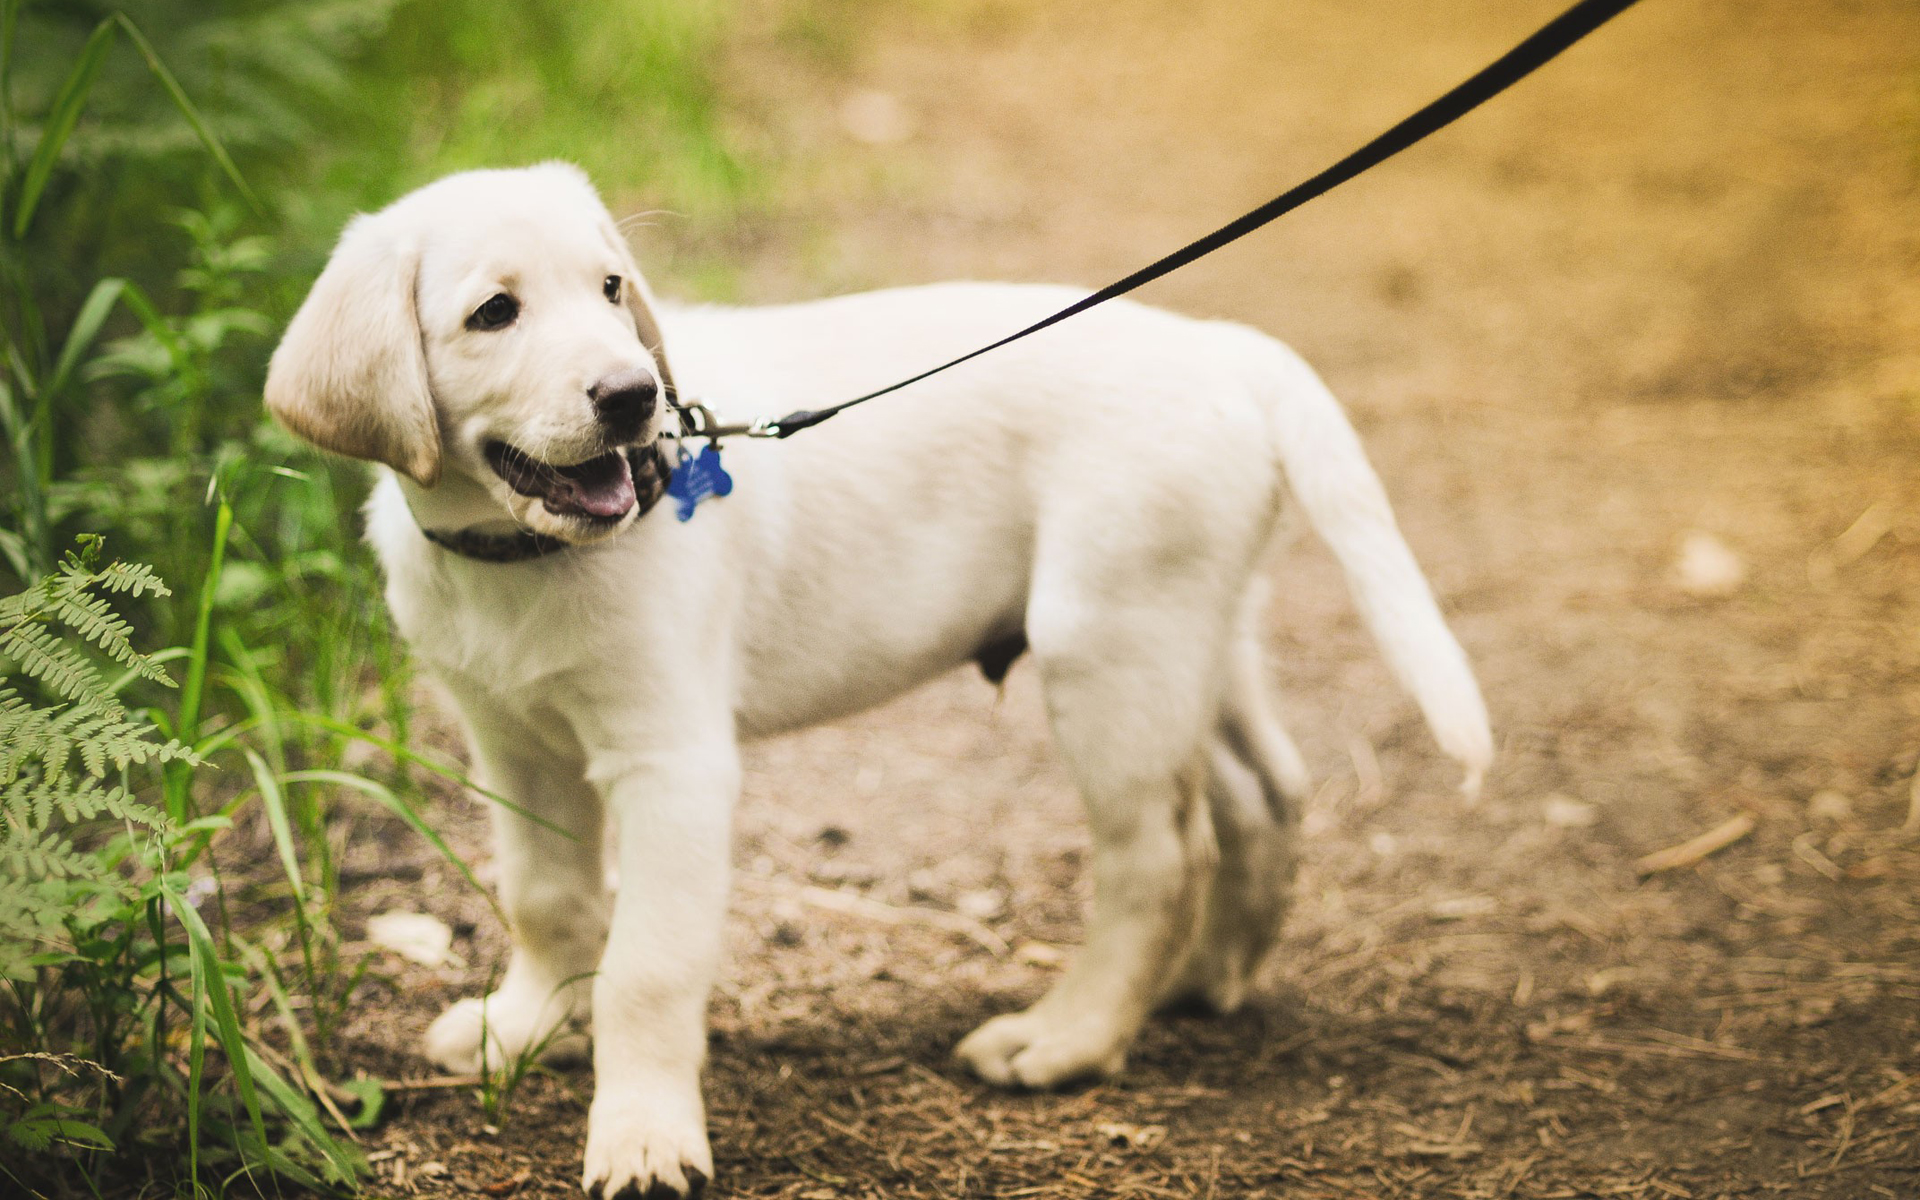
[4,774,55,834]
[66,710,183,777]
[93,561,171,600]
[45,585,141,667]
[0,585,46,626]
[20,693,121,781]
[0,690,36,779]
[2,827,108,883]
[0,550,177,986]
[1,621,106,703]
[83,782,165,830]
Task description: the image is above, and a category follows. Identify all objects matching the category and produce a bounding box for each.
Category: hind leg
[1160,619,1309,1014]
[955,598,1227,1087]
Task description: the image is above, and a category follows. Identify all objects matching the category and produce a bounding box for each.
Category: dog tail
[1224,324,1493,797]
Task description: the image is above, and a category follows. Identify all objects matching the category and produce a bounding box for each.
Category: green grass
[345,0,748,211]
[0,0,768,1193]
[1,536,366,1196]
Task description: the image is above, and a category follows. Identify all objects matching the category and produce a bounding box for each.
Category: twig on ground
[1636,813,1756,875]
[381,1074,483,1093]
[1828,1097,1856,1174]
[1792,832,1844,881]
[1546,1032,1769,1064]
[1865,1073,1918,1110]
[797,884,1011,955]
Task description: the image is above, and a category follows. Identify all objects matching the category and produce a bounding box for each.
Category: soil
[335,1,1920,1196]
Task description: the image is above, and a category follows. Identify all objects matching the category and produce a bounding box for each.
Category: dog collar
[418,443,672,564]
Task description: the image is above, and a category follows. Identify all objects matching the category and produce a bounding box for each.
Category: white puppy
[266,163,1491,1198]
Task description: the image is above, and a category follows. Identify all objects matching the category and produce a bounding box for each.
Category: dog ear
[619,266,678,407]
[265,215,442,486]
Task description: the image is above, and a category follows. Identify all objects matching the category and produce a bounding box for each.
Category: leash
[425,0,1644,558]
[686,0,1644,442]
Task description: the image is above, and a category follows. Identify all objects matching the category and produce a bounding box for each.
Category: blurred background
[4,0,1918,1196]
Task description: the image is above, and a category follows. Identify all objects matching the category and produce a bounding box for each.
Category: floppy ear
[620,266,679,406]
[265,215,441,486]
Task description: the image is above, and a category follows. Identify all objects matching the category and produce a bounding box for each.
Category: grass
[1,535,366,1196]
[0,0,766,1194]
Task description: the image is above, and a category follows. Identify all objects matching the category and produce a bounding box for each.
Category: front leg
[426,691,605,1073]
[581,744,739,1199]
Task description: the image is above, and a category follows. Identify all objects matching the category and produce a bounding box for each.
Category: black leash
[429,0,1645,560]
[709,0,1643,441]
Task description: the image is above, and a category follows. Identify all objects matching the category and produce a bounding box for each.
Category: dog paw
[1159,948,1251,1013]
[1156,939,1254,1015]
[954,1009,1128,1088]
[424,993,589,1074]
[581,1088,712,1199]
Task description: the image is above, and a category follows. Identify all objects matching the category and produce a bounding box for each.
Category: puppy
[265,163,1491,1197]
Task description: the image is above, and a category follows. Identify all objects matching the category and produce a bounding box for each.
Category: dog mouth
[484,440,637,522]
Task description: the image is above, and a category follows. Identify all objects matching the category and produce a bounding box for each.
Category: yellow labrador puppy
[266,163,1491,1198]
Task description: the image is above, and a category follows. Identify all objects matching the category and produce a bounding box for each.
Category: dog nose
[588,368,658,428]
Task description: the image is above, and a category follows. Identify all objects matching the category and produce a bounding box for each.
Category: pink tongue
[551,452,635,519]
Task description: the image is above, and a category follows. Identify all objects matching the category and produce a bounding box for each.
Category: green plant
[0,530,554,1196]
[0,539,365,1196]
[333,0,749,219]
[0,538,183,983]
[0,0,415,911]
[472,970,595,1127]
[0,5,255,577]
[0,1,768,1191]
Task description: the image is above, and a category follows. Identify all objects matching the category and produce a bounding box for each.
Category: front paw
[582,1086,712,1198]
[954,1007,1129,1088]
[424,992,589,1074]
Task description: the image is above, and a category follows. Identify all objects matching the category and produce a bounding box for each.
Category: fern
[0,545,187,983]
[92,560,170,599]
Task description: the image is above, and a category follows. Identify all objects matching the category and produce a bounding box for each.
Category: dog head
[265,163,676,543]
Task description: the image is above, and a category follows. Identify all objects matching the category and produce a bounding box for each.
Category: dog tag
[667,444,733,521]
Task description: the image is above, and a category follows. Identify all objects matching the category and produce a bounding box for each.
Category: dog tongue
[548,451,635,519]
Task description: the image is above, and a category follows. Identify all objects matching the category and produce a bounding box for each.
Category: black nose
[588,368,658,433]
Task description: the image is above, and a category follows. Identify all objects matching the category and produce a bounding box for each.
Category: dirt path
[354,2,1920,1196]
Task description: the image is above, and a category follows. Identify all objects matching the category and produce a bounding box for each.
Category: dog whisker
[617,209,680,233]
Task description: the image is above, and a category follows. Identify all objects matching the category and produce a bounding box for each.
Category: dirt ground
[337,1,1920,1196]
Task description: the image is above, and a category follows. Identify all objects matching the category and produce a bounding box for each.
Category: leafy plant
[0,538,183,984]
[472,970,595,1127]
[0,539,366,1196]
[0,0,768,1192]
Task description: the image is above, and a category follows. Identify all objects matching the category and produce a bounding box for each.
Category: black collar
[418,443,672,564]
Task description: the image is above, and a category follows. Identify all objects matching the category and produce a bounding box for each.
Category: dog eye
[468,293,519,331]
[603,275,622,303]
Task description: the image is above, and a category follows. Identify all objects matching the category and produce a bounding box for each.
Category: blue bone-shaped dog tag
[667,444,733,521]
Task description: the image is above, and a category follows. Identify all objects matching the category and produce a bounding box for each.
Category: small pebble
[1543,794,1599,828]
[955,887,1006,919]
[1807,789,1852,822]
[1431,895,1499,920]
[1675,531,1746,597]
[1014,940,1066,967]
[366,910,461,968]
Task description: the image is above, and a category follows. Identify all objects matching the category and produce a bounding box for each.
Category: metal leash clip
[659,397,739,520]
[667,397,782,444]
